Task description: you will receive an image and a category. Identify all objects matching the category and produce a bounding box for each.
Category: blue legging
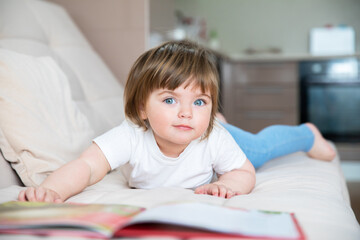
[222,123,314,169]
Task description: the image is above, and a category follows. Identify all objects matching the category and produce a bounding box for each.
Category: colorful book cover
[0,201,305,239]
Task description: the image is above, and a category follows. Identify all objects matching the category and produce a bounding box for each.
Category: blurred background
[150,0,360,55]
[48,0,360,223]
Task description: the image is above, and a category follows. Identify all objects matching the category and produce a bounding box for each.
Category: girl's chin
[155,132,202,147]
[172,137,199,146]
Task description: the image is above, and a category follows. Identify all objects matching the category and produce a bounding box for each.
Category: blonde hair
[124,40,219,139]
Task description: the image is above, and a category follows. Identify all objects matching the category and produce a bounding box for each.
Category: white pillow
[0,49,96,186]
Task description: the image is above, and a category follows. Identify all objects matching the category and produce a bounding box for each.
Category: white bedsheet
[1,151,359,240]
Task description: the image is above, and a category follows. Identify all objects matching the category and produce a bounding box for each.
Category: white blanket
[1,151,359,240]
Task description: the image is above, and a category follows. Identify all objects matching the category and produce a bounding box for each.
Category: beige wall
[48,0,149,86]
[174,0,360,55]
[150,0,175,33]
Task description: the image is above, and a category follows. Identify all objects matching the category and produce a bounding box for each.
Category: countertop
[212,49,360,63]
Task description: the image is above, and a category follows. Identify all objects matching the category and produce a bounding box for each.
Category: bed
[0,0,359,239]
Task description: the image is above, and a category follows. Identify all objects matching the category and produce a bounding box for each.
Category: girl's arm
[195,158,256,198]
[18,143,110,202]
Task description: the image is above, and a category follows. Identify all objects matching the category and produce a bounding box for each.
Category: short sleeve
[211,124,247,175]
[93,120,132,170]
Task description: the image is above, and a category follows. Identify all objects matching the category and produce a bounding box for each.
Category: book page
[0,201,144,238]
[128,202,301,239]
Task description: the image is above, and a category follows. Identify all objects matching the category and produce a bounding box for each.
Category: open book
[0,201,305,239]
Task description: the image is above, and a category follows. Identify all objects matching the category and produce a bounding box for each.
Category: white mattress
[1,151,359,240]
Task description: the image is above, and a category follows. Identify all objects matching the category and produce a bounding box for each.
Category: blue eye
[194,99,205,106]
[164,98,175,104]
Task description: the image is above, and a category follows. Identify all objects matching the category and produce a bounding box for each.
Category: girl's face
[141,81,212,157]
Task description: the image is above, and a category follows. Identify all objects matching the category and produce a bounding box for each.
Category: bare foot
[306,123,336,161]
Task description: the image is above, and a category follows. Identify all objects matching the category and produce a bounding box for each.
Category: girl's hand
[194,183,241,199]
[18,187,63,203]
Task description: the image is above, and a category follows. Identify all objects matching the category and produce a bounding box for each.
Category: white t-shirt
[93,119,247,189]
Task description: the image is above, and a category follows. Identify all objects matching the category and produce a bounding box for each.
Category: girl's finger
[211,185,219,196]
[25,187,36,201]
[44,190,55,203]
[18,190,26,201]
[194,186,205,194]
[35,187,46,202]
[54,197,63,203]
[226,190,234,199]
[218,185,227,198]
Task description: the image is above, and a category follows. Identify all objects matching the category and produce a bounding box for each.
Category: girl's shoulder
[121,119,153,144]
[119,118,145,133]
[206,120,243,150]
[96,118,145,142]
[203,120,233,148]
[208,119,230,138]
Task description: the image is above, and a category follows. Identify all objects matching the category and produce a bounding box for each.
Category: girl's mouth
[174,125,193,131]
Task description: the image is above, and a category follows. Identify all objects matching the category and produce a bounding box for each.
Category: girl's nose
[178,105,192,119]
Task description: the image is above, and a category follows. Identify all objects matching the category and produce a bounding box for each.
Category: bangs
[152,44,218,94]
[161,71,217,95]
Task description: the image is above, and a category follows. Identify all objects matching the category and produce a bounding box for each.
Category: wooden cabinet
[221,60,299,133]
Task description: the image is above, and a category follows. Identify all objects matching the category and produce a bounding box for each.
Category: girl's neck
[158,142,188,158]
[154,137,189,158]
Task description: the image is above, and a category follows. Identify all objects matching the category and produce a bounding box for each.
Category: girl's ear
[139,104,147,120]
